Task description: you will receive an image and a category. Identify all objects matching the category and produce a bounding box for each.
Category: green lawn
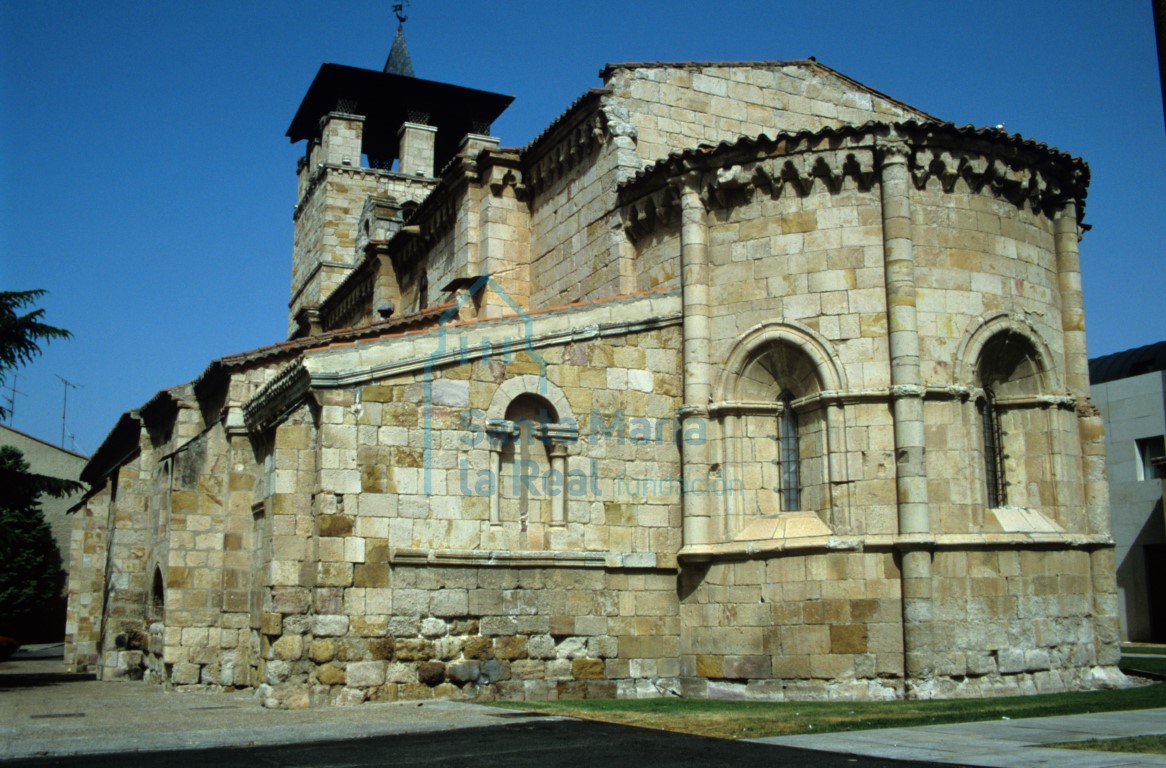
[503,680,1166,740]
[1047,735,1166,755]
[1120,656,1166,677]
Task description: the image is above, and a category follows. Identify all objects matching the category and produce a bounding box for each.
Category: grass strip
[1045,734,1166,755]
[1120,656,1166,677]
[503,681,1166,740]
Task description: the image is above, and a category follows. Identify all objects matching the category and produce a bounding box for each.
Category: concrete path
[0,656,552,760]
[5,650,1166,766]
[751,708,1166,767]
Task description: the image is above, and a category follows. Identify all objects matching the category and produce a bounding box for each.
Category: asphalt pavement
[3,647,1165,767]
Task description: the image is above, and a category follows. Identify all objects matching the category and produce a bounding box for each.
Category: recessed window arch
[499,393,559,528]
[732,340,825,517]
[975,329,1047,509]
[149,566,165,622]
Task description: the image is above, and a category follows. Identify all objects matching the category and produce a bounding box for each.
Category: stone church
[65,26,1124,707]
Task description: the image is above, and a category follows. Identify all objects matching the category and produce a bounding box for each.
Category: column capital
[877,139,912,166]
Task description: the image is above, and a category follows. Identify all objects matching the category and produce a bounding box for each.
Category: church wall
[700,179,899,539]
[65,485,112,672]
[527,127,635,308]
[291,163,435,333]
[94,460,151,680]
[680,552,905,701]
[255,324,692,705]
[68,58,1123,706]
[909,182,1083,532]
[605,64,924,165]
[914,547,1102,698]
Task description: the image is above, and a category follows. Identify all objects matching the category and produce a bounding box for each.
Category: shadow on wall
[1119,497,1166,642]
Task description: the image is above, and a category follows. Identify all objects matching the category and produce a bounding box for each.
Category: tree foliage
[0,445,66,636]
[0,289,83,626]
[0,289,83,501]
[0,290,73,411]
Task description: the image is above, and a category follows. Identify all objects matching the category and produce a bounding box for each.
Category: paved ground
[3,647,1165,767]
[0,651,936,767]
[0,655,547,760]
[754,709,1166,767]
[1,719,941,768]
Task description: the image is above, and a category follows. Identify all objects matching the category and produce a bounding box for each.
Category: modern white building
[1090,341,1166,642]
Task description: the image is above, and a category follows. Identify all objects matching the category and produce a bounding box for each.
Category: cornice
[243,362,312,434]
[619,121,1089,241]
[293,163,436,222]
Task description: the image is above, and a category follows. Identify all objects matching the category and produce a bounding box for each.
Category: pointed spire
[384,22,414,77]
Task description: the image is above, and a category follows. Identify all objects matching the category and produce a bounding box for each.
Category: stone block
[394,638,435,661]
[368,638,395,660]
[696,655,723,678]
[260,613,282,636]
[494,636,528,660]
[272,635,303,661]
[317,562,354,587]
[309,639,336,663]
[479,659,510,683]
[431,589,469,617]
[417,661,446,687]
[527,634,556,659]
[317,663,346,686]
[572,658,605,679]
[313,615,350,637]
[170,662,200,685]
[463,636,491,660]
[421,618,448,638]
[346,661,386,688]
[318,515,353,537]
[448,661,481,685]
[830,624,868,654]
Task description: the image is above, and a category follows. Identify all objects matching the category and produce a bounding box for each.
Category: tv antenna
[55,374,81,448]
[393,1,409,24]
[3,372,25,425]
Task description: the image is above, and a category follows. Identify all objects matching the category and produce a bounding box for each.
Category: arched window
[975,330,1046,509]
[729,340,825,519]
[499,394,558,528]
[777,393,801,512]
[149,567,164,622]
[418,271,429,312]
[980,387,1005,507]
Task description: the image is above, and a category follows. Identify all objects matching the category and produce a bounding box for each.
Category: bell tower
[284,14,512,337]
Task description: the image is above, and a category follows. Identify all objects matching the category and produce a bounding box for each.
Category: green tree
[0,445,67,638]
[0,290,80,639]
[0,289,73,411]
[0,290,83,501]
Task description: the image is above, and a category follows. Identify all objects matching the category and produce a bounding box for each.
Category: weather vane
[393,2,409,24]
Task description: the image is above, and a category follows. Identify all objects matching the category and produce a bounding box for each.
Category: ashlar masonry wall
[619,121,1118,699]
[253,299,695,705]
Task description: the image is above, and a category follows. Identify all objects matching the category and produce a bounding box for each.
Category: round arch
[716,321,846,403]
[955,313,1061,394]
[486,375,576,424]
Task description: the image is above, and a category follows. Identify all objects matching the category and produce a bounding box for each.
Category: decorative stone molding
[954,312,1064,394]
[387,547,661,569]
[715,320,847,403]
[243,363,311,434]
[619,121,1088,242]
[525,107,608,198]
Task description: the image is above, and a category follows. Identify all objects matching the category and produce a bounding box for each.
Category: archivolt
[716,321,846,403]
[954,313,1061,394]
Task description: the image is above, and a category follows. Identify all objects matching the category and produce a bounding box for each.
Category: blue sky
[1,0,1163,455]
